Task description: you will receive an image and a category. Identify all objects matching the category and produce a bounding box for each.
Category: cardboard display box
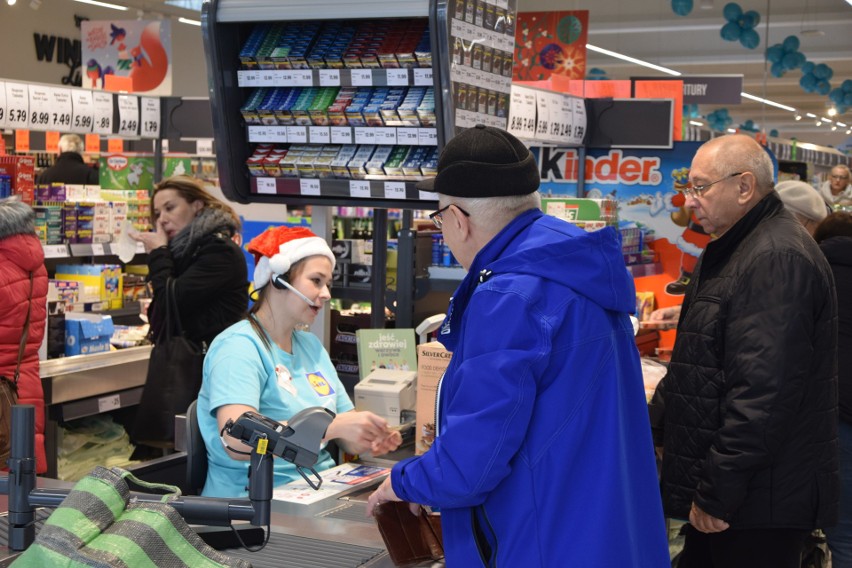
[64,314,114,356]
[415,341,452,455]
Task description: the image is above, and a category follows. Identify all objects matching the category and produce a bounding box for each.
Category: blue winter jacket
[391,209,669,567]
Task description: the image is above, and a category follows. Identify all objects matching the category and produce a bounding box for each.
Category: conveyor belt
[317,501,376,524]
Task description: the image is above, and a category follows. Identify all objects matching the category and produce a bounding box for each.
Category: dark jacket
[0,200,48,473]
[36,152,99,186]
[650,192,839,530]
[820,236,852,424]
[147,232,248,348]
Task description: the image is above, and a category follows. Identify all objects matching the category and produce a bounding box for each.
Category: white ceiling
[119,0,852,149]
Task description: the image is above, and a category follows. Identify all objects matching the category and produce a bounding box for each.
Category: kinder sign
[534,147,663,186]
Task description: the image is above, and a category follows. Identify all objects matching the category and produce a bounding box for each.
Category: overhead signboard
[632,75,743,105]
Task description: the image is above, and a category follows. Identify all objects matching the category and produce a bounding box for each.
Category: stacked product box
[32,205,64,245]
[0,156,35,204]
[55,264,123,309]
[239,19,432,71]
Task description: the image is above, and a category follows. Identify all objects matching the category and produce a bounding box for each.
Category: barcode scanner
[272,274,317,307]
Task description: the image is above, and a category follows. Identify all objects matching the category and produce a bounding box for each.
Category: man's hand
[366,476,408,517]
[689,502,730,533]
[643,305,682,330]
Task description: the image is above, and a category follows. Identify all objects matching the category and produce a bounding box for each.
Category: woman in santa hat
[196,225,401,497]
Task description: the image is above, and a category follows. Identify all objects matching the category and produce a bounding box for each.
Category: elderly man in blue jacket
[367,125,669,567]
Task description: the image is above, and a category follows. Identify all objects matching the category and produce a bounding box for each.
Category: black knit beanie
[416,125,540,197]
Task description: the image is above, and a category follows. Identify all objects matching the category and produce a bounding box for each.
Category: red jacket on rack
[0,199,48,474]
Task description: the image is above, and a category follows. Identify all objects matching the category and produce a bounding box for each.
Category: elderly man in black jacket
[648,134,839,568]
[35,134,99,186]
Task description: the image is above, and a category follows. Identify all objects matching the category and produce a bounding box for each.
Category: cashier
[196,226,401,498]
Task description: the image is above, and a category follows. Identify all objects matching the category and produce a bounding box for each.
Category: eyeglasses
[429,204,470,229]
[684,172,743,199]
[831,175,850,180]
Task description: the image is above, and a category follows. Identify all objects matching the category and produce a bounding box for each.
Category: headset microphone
[272,275,317,307]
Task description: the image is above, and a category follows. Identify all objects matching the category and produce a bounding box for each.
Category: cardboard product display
[415,341,452,455]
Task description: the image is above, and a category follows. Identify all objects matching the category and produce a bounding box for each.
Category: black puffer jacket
[147,232,248,348]
[820,236,852,424]
[650,192,839,529]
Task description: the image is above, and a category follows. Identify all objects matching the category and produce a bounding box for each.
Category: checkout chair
[185,400,208,496]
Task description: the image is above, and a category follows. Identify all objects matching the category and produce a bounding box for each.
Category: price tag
[97,394,121,413]
[299,178,321,196]
[238,70,260,87]
[45,131,60,153]
[350,69,373,86]
[27,85,52,130]
[48,88,73,131]
[374,127,397,145]
[349,180,371,198]
[386,69,409,86]
[397,128,419,145]
[308,126,331,144]
[535,91,550,140]
[571,97,587,144]
[117,95,139,136]
[248,125,276,143]
[354,127,376,145]
[92,92,114,134]
[70,89,94,133]
[4,82,29,129]
[140,97,160,138]
[286,125,307,143]
[384,181,407,200]
[256,178,277,194]
[91,243,106,256]
[42,244,68,258]
[413,68,433,86]
[290,70,313,87]
[418,128,438,146]
[319,69,340,87]
[15,130,29,153]
[196,138,214,156]
[330,127,353,144]
[257,70,276,86]
[85,133,100,153]
[0,83,6,129]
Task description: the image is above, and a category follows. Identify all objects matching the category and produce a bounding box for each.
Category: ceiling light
[727,128,737,133]
[816,120,822,126]
[586,44,681,76]
[806,113,817,118]
[740,92,796,112]
[828,107,838,117]
[838,122,848,127]
[832,126,837,131]
[689,120,703,127]
[6,0,16,5]
[795,115,802,121]
[178,17,201,26]
[72,0,128,10]
[847,129,852,135]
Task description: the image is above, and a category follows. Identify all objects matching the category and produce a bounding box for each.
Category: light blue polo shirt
[197,320,353,498]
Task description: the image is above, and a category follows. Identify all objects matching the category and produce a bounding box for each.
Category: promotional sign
[81,19,173,96]
[632,75,744,105]
[99,155,155,190]
[513,11,589,81]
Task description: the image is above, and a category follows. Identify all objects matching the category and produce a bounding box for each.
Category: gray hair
[444,192,541,230]
[706,135,774,194]
[58,134,85,155]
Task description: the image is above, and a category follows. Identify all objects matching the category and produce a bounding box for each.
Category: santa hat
[247,226,335,290]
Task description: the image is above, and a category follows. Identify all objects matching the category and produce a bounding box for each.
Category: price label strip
[48,88,73,131]
[349,180,372,199]
[70,89,94,133]
[507,85,537,140]
[117,95,139,137]
[535,91,551,141]
[27,85,52,131]
[5,82,29,129]
[140,97,161,139]
[299,179,321,196]
[92,92,114,135]
[256,178,277,194]
[384,181,407,200]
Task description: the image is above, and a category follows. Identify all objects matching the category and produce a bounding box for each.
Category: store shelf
[247,125,437,146]
[45,241,146,259]
[251,177,436,205]
[238,68,434,89]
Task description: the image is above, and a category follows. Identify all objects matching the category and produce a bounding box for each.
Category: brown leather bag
[0,272,33,465]
[374,501,443,566]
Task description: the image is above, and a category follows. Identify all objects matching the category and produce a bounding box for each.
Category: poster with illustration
[99,155,155,190]
[162,157,192,178]
[513,11,589,81]
[81,20,172,96]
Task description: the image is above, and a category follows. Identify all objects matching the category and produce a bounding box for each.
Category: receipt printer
[354,369,417,426]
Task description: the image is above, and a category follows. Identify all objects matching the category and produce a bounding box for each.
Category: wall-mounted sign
[632,75,743,105]
[33,25,82,87]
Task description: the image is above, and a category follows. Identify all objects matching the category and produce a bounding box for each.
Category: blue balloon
[721,21,741,41]
[782,35,800,51]
[845,93,852,106]
[830,88,845,104]
[794,52,806,67]
[723,2,743,21]
[800,74,817,92]
[817,80,831,96]
[770,63,784,77]
[740,29,760,49]
[842,79,852,92]
[814,64,833,80]
[742,10,760,28]
[782,53,799,70]
[766,45,783,63]
[802,61,815,74]
[672,0,693,16]
[770,129,779,137]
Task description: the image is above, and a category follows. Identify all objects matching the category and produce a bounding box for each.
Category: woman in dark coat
[130,176,248,448]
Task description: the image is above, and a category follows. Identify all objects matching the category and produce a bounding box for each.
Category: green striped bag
[12,466,251,568]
